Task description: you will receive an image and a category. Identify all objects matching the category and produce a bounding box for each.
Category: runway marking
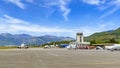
[46,52,59,56]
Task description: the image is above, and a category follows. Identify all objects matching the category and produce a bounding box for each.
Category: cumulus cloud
[0,15,73,36]
[0,15,116,37]
[0,15,106,37]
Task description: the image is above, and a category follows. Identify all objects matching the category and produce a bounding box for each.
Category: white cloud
[113,0,120,6]
[59,0,71,21]
[71,21,117,37]
[0,15,74,36]
[3,0,35,9]
[5,0,25,9]
[101,0,120,18]
[3,0,71,20]
[99,7,119,19]
[40,0,71,21]
[0,15,117,37]
[3,15,29,24]
[81,0,120,18]
[81,0,105,5]
[98,22,115,29]
[0,15,104,37]
[72,27,98,36]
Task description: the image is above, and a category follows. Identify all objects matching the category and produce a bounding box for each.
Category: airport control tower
[69,32,90,48]
[76,32,84,43]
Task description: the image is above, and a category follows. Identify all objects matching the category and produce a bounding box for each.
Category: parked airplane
[17,43,28,49]
[66,44,77,50]
[105,44,120,51]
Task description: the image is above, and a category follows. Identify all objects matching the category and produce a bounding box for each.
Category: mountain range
[85,27,120,43]
[1,27,120,46]
[0,33,74,46]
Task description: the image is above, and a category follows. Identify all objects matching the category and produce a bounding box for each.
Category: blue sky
[0,0,120,38]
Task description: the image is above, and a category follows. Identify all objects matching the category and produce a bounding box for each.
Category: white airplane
[17,43,28,49]
[66,44,77,50]
[105,44,120,51]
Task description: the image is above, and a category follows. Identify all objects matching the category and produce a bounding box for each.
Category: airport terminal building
[70,32,90,49]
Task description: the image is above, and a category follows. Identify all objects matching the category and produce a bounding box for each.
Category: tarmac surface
[0,48,120,68]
